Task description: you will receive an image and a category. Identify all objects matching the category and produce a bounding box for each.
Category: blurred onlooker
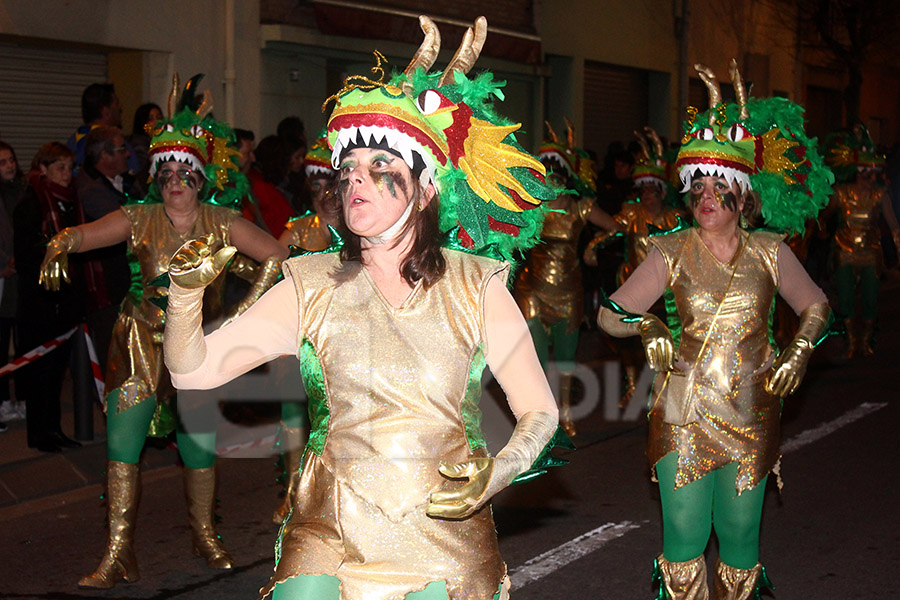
[14,143,86,452]
[235,129,295,237]
[127,102,163,199]
[75,126,133,370]
[0,141,26,427]
[67,83,139,174]
[277,116,310,214]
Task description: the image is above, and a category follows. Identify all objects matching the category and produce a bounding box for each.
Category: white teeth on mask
[329,125,438,189]
[679,163,751,194]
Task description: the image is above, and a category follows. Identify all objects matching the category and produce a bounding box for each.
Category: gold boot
[619,363,639,410]
[78,461,141,589]
[653,554,709,600]
[860,319,876,356]
[184,466,234,569]
[712,559,769,600]
[843,318,857,359]
[272,424,304,524]
[558,372,576,437]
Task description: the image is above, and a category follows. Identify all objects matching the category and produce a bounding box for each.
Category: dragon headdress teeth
[538,118,597,198]
[143,73,247,210]
[632,126,669,193]
[675,60,833,235]
[304,133,334,178]
[825,122,885,183]
[325,15,556,262]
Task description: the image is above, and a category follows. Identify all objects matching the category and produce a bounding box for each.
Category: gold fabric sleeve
[426,410,557,519]
[39,227,83,291]
[226,256,282,320]
[598,306,640,337]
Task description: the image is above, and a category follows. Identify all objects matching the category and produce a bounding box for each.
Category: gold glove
[638,314,675,372]
[766,302,829,397]
[583,231,617,267]
[168,233,237,290]
[39,227,82,291]
[224,256,281,322]
[426,410,557,520]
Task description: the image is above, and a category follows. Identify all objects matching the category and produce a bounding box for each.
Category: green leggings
[527,317,579,373]
[834,264,878,320]
[656,453,767,569]
[272,576,503,599]
[106,390,217,469]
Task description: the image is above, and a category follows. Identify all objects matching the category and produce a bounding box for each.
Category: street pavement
[0,273,898,599]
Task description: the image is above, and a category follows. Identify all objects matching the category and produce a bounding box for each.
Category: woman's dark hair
[0,140,24,180]
[741,189,763,228]
[333,176,446,289]
[30,142,75,172]
[131,102,163,136]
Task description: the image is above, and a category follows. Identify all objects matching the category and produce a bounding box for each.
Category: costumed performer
[271,133,339,524]
[39,75,288,589]
[164,16,565,600]
[822,123,900,357]
[598,61,832,598]
[584,126,685,407]
[513,119,617,436]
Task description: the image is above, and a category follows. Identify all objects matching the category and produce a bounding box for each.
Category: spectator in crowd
[277,116,311,214]
[0,141,26,427]
[67,83,139,174]
[235,129,295,237]
[13,142,86,452]
[127,102,163,198]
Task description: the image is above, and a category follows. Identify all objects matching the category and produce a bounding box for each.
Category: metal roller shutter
[0,43,107,165]
[583,61,649,158]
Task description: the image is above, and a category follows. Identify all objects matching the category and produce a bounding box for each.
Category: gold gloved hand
[766,302,830,397]
[168,233,237,290]
[39,227,82,291]
[638,314,675,372]
[427,411,557,520]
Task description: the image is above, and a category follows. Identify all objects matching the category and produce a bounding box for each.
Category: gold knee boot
[184,466,234,569]
[78,461,141,589]
[272,424,304,524]
[860,319,876,356]
[712,559,771,600]
[619,363,639,410]
[653,554,709,600]
[558,372,576,437]
[843,318,857,359]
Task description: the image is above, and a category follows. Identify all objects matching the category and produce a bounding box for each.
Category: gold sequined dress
[515,197,593,333]
[259,249,509,600]
[105,203,236,427]
[832,183,889,271]
[282,212,332,253]
[646,228,784,494]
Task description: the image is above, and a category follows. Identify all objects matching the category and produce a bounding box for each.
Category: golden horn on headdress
[633,130,651,162]
[438,16,487,87]
[694,64,722,125]
[544,121,559,144]
[195,90,214,120]
[729,59,749,120]
[167,73,180,119]
[564,116,575,148]
[644,126,664,157]
[403,16,442,95]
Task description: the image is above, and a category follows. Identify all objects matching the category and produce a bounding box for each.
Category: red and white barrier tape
[0,326,78,377]
[80,323,106,402]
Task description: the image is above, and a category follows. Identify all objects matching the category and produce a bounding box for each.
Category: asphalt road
[1,275,898,599]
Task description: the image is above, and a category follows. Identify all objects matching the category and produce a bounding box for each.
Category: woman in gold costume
[39,76,287,589]
[600,62,832,598]
[585,127,685,406]
[823,125,900,357]
[514,120,617,435]
[164,18,560,600]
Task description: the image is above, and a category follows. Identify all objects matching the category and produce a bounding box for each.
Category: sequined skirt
[259,452,507,600]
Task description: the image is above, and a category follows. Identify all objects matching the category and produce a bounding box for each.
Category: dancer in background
[40,75,287,589]
[600,61,833,599]
[514,119,617,436]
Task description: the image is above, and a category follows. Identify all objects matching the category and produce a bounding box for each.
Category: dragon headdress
[304,132,334,179]
[325,16,555,262]
[142,74,247,210]
[632,126,671,193]
[675,60,833,235]
[824,122,885,184]
[538,118,597,199]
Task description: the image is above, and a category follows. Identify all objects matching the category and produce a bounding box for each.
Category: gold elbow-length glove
[598,307,675,372]
[224,255,282,323]
[164,234,236,375]
[766,302,830,397]
[426,411,557,520]
[39,227,83,291]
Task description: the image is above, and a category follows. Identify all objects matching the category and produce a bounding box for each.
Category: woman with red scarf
[13,142,88,452]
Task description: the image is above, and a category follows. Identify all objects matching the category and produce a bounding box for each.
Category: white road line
[509,521,640,588]
[781,402,888,454]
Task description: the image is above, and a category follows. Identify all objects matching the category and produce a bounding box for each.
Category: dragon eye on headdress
[165,124,175,133]
[696,127,715,141]
[416,89,454,115]
[189,125,208,138]
[727,123,749,142]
